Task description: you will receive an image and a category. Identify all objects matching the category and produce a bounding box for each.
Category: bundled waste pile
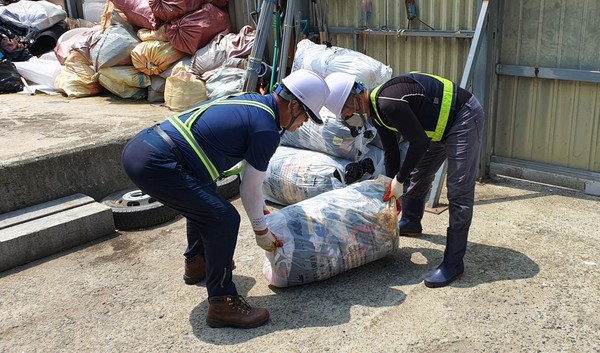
[1,0,258,109]
[261,41,399,287]
[0,0,68,92]
[263,39,392,206]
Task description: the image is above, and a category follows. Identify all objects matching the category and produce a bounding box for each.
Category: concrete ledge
[0,141,135,214]
[0,194,116,272]
[490,156,600,196]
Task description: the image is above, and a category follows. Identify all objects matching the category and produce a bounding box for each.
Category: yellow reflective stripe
[183,96,227,129]
[223,100,276,119]
[168,116,220,180]
[412,72,453,142]
[184,99,275,129]
[169,96,276,181]
[369,83,398,132]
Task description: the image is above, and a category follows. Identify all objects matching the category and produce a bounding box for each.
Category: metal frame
[243,0,277,92]
[327,27,475,52]
[427,0,490,208]
[496,64,600,84]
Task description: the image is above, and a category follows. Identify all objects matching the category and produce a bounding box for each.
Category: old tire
[101,189,180,231]
[217,174,240,199]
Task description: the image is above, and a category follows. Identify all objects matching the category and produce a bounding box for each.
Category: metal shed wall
[228,0,479,83]
[325,0,478,83]
[494,0,600,173]
[489,0,600,194]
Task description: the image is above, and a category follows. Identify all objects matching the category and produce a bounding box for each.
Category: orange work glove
[383,176,403,214]
[255,229,283,252]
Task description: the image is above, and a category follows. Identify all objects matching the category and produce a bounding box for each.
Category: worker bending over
[121,69,330,328]
[325,71,485,288]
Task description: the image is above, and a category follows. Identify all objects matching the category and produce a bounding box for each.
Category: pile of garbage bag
[2,0,257,107]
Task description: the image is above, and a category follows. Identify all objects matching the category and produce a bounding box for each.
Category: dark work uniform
[370,73,485,275]
[121,94,280,298]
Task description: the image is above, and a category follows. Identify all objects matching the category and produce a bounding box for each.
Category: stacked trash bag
[1,0,259,108]
[0,0,68,92]
[0,1,404,288]
[261,40,401,287]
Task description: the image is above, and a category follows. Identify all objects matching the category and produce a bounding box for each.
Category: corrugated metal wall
[229,0,479,83]
[494,0,600,172]
[326,0,477,83]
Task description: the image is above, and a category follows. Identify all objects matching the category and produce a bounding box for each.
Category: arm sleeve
[376,125,401,179]
[379,99,430,182]
[240,162,268,231]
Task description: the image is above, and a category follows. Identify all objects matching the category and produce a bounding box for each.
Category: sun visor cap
[281,69,330,125]
[324,72,356,116]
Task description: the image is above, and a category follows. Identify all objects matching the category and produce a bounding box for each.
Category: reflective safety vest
[168,94,276,181]
[370,72,456,142]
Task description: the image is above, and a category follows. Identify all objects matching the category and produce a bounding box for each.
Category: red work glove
[255,229,283,252]
[383,176,403,214]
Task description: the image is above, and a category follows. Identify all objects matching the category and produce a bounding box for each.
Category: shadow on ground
[189,234,539,344]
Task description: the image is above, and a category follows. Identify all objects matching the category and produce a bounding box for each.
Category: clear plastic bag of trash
[280,108,377,161]
[263,146,384,206]
[263,175,399,287]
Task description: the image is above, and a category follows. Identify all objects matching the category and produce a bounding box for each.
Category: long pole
[427,0,489,209]
[243,0,277,92]
[277,0,296,82]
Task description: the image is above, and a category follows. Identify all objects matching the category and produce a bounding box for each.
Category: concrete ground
[1,92,599,352]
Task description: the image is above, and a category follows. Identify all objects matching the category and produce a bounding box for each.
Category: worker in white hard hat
[325,71,485,288]
[121,69,330,329]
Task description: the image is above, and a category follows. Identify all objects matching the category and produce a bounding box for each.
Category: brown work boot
[206,295,269,328]
[184,256,205,285]
[183,258,236,285]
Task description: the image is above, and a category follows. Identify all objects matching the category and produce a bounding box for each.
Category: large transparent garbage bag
[280,107,376,161]
[291,39,392,89]
[263,175,399,287]
[263,146,381,206]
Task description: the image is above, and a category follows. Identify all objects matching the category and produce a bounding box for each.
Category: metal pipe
[245,0,253,25]
[427,0,489,208]
[270,10,281,92]
[243,0,277,92]
[328,26,474,38]
[277,0,296,82]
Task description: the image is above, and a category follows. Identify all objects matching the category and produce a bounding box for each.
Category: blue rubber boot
[424,229,468,288]
[399,194,426,237]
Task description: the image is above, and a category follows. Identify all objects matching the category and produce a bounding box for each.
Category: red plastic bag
[166,3,231,55]
[111,0,161,29]
[149,0,209,22]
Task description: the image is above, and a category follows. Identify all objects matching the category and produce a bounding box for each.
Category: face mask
[344,113,366,128]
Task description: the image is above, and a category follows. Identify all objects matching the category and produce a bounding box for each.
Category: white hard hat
[281,69,330,125]
[324,72,357,116]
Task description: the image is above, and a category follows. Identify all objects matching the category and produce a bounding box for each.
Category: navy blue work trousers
[403,95,485,235]
[121,127,239,297]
